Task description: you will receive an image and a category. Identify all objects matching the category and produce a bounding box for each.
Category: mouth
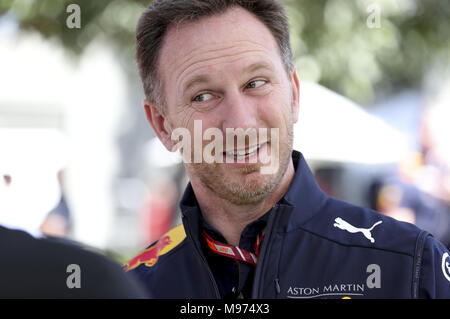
[223,142,268,163]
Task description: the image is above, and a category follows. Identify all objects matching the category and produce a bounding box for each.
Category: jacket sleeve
[419,234,450,298]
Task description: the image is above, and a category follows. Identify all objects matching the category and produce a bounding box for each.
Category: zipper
[183,215,221,298]
[274,278,281,294]
[251,205,280,298]
[192,241,221,298]
[252,204,292,298]
[412,230,428,298]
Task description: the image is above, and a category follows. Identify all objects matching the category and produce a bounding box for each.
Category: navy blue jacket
[127,151,450,298]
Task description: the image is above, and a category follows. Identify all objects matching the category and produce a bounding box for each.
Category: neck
[189,159,295,246]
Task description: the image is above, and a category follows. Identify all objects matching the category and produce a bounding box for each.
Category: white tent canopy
[293,82,409,164]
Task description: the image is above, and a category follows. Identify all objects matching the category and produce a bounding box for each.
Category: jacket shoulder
[124,223,186,272]
[300,197,424,255]
[419,234,450,298]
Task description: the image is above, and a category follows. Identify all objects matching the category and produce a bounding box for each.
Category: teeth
[226,144,261,158]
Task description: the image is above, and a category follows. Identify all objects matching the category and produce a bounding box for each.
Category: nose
[220,90,258,132]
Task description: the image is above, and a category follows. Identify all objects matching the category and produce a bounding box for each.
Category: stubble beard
[188,120,294,206]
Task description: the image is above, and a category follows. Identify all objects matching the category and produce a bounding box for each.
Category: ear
[143,100,175,151]
[289,68,300,124]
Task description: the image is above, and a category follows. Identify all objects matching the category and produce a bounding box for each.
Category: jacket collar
[179,150,329,231]
[282,150,329,230]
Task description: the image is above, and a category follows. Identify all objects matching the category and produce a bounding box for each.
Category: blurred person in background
[0,169,148,298]
[40,195,72,238]
[40,170,72,238]
[136,136,186,246]
[125,0,450,299]
[139,176,177,244]
[0,129,148,298]
[0,128,67,237]
[374,81,450,249]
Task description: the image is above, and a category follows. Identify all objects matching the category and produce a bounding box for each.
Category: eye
[246,80,266,89]
[193,93,213,102]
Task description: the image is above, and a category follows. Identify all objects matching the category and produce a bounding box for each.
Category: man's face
[151,7,299,205]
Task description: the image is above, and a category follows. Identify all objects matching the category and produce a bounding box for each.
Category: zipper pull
[274,278,281,294]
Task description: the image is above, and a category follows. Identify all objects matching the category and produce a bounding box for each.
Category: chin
[218,170,280,205]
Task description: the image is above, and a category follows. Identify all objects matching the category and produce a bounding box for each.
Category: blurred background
[0,0,449,264]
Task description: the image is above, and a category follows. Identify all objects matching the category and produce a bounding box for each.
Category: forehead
[158,6,282,89]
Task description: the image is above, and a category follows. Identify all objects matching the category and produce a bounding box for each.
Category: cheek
[167,101,197,130]
[179,113,221,150]
[256,92,292,130]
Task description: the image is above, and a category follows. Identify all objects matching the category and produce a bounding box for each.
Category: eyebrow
[183,74,212,94]
[182,61,275,93]
[244,61,274,74]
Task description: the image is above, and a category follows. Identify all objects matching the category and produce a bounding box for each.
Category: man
[127,0,450,298]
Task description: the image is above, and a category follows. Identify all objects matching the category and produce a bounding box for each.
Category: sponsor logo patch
[286,264,381,299]
[333,217,382,243]
[442,252,450,282]
[124,224,186,271]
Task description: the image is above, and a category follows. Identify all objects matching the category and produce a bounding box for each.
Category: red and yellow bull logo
[124,224,186,271]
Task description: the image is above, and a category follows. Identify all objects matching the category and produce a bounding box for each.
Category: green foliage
[1,0,449,104]
[0,0,147,57]
[286,0,450,104]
